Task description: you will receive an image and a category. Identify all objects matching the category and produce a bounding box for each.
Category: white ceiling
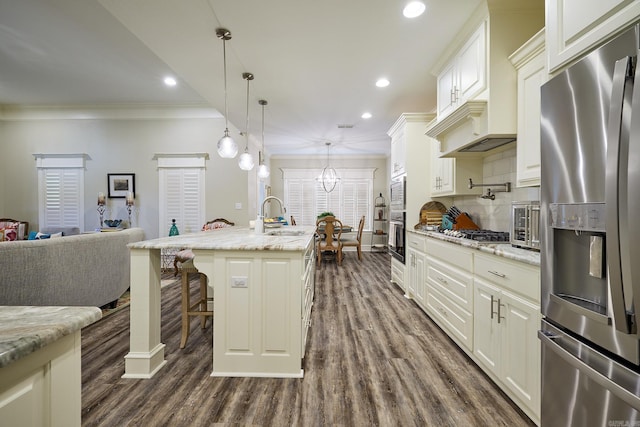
[0,0,484,156]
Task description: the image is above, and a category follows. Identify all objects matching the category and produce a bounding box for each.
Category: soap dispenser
[255,215,264,234]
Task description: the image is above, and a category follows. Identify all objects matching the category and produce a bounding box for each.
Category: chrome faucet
[260,196,286,219]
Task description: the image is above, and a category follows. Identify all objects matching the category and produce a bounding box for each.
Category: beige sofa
[0,228,144,308]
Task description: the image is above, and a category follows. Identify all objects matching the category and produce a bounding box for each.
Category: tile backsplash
[451,147,540,232]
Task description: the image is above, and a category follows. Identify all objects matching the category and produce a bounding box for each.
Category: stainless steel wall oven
[389,210,405,263]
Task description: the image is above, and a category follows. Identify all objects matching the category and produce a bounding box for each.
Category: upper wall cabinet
[388,113,434,224]
[390,126,406,178]
[436,22,486,120]
[546,0,640,72]
[428,1,545,157]
[509,29,546,187]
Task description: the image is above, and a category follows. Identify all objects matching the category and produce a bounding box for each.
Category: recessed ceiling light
[376,78,390,88]
[163,76,177,87]
[403,1,426,18]
[361,112,372,119]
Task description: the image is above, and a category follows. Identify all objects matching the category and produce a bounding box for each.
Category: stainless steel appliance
[540,24,640,425]
[388,210,405,263]
[389,174,406,263]
[511,201,539,251]
[390,174,406,211]
[440,228,510,243]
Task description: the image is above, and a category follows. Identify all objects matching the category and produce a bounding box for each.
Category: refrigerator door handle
[605,56,633,334]
[629,51,640,326]
[539,329,640,409]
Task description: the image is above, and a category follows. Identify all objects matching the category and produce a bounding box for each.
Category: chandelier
[318,142,339,193]
[238,72,255,171]
[215,28,238,158]
[257,99,270,179]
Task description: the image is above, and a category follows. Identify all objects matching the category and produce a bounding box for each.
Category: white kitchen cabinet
[390,256,405,292]
[0,332,82,427]
[510,30,546,188]
[387,113,433,222]
[473,253,541,424]
[430,137,483,197]
[424,238,475,351]
[406,231,427,305]
[436,21,486,120]
[428,4,543,157]
[546,0,640,72]
[426,254,474,351]
[301,242,315,354]
[390,126,406,178]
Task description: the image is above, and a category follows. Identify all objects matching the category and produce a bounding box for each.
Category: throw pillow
[202,221,231,231]
[2,226,17,242]
[28,231,38,240]
[50,232,63,238]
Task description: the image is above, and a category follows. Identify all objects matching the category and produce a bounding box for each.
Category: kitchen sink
[266,229,305,237]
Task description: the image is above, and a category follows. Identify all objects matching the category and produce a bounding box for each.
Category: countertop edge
[408,229,540,267]
[0,306,102,368]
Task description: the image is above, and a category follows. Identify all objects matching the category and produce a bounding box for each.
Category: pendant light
[257,99,270,179]
[238,72,255,171]
[216,28,238,158]
[319,142,339,193]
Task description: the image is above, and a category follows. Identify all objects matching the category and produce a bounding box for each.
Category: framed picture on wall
[107,173,135,198]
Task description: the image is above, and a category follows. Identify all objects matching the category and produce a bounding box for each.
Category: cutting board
[418,201,447,226]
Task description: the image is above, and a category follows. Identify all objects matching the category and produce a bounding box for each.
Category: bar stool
[174,249,212,349]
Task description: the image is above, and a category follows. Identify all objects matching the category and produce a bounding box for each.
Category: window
[35,154,87,231]
[283,168,374,229]
[155,153,208,237]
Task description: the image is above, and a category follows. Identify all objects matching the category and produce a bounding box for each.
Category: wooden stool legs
[180,270,213,349]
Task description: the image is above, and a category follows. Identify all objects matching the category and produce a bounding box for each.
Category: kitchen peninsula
[123,226,316,379]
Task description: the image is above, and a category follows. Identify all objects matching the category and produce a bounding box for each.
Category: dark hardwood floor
[81,252,535,426]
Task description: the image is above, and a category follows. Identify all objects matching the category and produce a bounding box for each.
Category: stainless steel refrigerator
[540,24,640,425]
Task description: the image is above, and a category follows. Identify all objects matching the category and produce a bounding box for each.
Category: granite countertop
[128,226,316,252]
[409,229,540,267]
[0,306,102,368]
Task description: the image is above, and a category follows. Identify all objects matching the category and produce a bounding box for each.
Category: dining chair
[340,215,365,261]
[316,216,343,266]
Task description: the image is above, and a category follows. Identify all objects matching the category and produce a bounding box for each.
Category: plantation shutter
[156,154,208,237]
[35,154,86,231]
[283,168,374,228]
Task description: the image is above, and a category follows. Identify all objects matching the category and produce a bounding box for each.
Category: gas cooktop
[441,229,510,243]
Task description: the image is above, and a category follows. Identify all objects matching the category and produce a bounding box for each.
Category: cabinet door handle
[450,87,456,104]
[497,298,505,324]
[437,276,448,285]
[490,295,498,319]
[488,270,506,278]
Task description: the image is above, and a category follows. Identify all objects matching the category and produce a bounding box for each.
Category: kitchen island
[0,306,102,426]
[123,226,316,379]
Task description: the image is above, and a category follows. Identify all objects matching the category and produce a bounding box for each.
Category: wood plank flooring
[81,252,535,426]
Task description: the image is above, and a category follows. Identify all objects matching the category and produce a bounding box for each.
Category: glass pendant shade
[257,99,270,180]
[217,130,238,158]
[216,28,238,159]
[257,162,270,179]
[238,72,255,170]
[238,149,254,170]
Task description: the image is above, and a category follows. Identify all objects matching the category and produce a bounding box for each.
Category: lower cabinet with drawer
[422,237,541,425]
[473,253,540,424]
[425,255,474,351]
[390,256,405,292]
